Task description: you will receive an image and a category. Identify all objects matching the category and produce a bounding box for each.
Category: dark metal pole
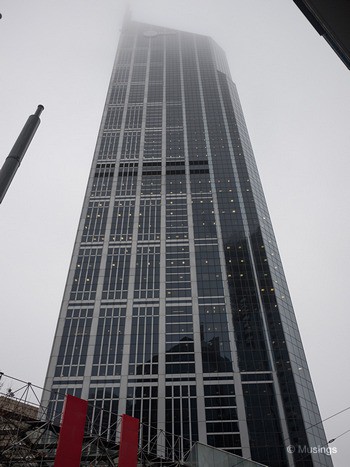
[0,105,44,204]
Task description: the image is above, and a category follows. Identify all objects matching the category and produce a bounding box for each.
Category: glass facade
[43,20,333,467]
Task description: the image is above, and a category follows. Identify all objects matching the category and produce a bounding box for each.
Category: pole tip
[35,105,44,117]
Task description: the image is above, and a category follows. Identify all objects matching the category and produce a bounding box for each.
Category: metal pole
[0,105,44,204]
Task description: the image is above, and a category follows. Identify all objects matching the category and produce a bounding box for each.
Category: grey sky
[0,1,349,465]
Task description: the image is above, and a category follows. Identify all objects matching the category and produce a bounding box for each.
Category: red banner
[54,394,88,467]
[119,414,140,467]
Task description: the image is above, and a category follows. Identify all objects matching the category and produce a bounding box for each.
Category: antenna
[122,2,132,27]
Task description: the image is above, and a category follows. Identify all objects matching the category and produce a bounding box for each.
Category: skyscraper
[43,18,333,467]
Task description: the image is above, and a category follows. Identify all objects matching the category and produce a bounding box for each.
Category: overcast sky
[1,1,349,465]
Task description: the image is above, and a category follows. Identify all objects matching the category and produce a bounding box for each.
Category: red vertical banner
[54,394,88,467]
[119,414,140,467]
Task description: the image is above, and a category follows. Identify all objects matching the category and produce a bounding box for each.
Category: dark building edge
[293,0,350,69]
